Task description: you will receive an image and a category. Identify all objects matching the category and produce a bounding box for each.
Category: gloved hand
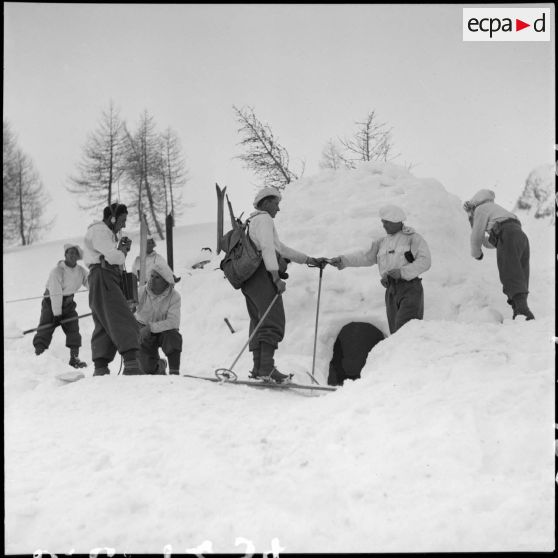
[329,256,345,270]
[387,268,401,280]
[274,278,286,294]
[380,274,389,288]
[139,324,152,343]
[118,237,132,254]
[53,315,63,326]
[270,271,286,294]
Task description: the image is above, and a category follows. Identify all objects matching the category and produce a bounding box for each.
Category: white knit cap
[469,189,495,205]
[253,187,282,208]
[379,205,406,223]
[150,260,175,285]
[64,243,83,259]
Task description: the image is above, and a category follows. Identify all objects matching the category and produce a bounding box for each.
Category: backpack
[219,218,262,289]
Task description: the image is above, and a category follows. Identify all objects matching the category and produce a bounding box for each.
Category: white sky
[3,3,555,242]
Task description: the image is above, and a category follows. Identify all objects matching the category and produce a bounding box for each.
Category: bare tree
[67,101,128,210]
[233,105,299,190]
[3,120,18,225]
[3,141,53,246]
[339,111,396,164]
[319,138,354,170]
[123,110,167,238]
[159,127,187,218]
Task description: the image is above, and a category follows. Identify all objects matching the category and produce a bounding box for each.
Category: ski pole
[6,290,89,304]
[22,313,93,335]
[309,262,327,385]
[216,293,279,377]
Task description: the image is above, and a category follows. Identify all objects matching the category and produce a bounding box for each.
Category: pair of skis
[182,373,337,392]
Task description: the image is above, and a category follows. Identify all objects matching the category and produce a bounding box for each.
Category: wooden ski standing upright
[216,183,227,253]
[166,213,174,271]
[139,212,148,286]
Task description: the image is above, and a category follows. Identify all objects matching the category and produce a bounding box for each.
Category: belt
[387,275,420,284]
[88,262,121,272]
[497,218,521,228]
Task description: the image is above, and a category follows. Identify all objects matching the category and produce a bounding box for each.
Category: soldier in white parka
[330,205,431,334]
[33,244,89,368]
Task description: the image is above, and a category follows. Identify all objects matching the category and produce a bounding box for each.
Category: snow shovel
[215,293,279,380]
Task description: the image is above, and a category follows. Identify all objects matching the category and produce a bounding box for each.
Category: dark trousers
[241,261,285,351]
[495,221,530,301]
[88,266,139,365]
[33,293,81,350]
[385,277,424,334]
[139,328,183,373]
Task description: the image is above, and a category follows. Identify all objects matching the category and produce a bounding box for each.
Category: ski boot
[259,367,293,384]
[122,358,142,375]
[257,343,293,384]
[248,348,261,380]
[154,358,167,375]
[69,348,87,368]
[93,366,110,376]
[512,293,535,321]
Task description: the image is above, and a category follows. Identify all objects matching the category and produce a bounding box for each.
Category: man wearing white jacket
[330,205,431,334]
[135,260,182,375]
[83,203,140,376]
[464,188,534,320]
[33,244,89,367]
[244,187,324,382]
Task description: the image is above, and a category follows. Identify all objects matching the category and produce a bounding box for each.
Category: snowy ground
[3,163,555,554]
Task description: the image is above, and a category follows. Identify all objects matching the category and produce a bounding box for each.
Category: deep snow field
[3,162,555,554]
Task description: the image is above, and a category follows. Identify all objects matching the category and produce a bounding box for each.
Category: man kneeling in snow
[134,261,182,375]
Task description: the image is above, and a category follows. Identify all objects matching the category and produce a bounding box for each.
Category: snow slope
[3,162,555,553]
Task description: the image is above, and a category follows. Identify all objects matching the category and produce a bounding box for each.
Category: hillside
[3,163,555,553]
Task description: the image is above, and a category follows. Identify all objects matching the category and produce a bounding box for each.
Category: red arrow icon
[516,19,530,31]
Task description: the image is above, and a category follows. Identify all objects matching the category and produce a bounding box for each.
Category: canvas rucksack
[219,219,262,289]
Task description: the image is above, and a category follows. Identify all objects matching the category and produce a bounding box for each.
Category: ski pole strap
[307,260,329,270]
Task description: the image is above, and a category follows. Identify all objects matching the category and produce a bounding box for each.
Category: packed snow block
[328,322,385,386]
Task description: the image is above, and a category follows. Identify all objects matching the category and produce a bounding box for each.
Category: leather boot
[93,359,110,376]
[512,293,535,320]
[69,348,87,368]
[167,352,181,375]
[249,349,261,379]
[259,342,291,383]
[122,351,142,375]
[154,358,167,375]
